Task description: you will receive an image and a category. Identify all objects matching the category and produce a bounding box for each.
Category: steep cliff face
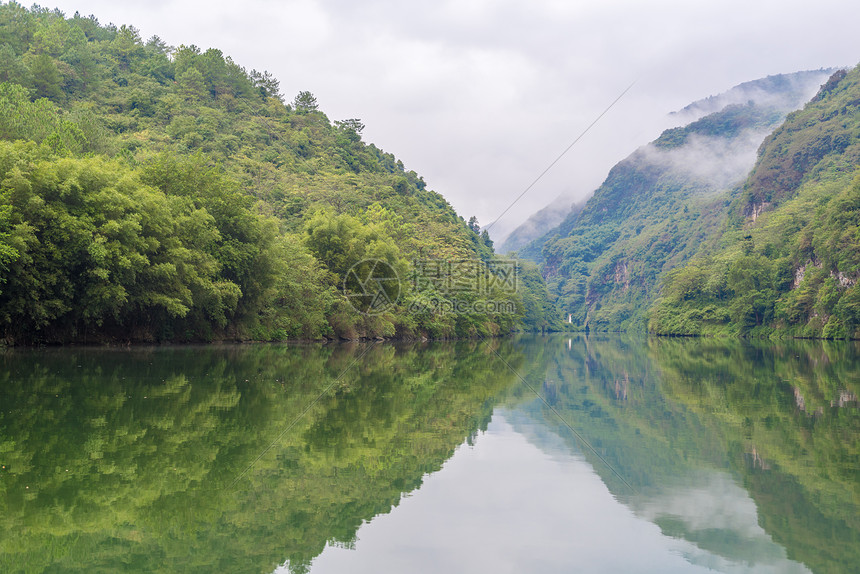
[650,65,860,339]
[535,70,833,331]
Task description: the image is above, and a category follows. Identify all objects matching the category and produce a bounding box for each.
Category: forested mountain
[529,70,833,332]
[0,3,549,344]
[651,64,860,338]
[502,72,833,264]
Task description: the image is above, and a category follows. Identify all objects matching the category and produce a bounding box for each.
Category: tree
[468,216,480,234]
[177,67,207,100]
[335,118,364,134]
[145,35,172,55]
[250,69,281,101]
[109,25,144,71]
[0,45,28,85]
[29,53,63,100]
[481,229,494,250]
[293,90,318,112]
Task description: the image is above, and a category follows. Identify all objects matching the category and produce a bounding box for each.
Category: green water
[0,336,857,573]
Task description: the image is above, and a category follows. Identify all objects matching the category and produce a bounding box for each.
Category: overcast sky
[39,0,860,239]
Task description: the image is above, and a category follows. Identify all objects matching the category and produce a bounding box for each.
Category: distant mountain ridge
[498,196,583,257]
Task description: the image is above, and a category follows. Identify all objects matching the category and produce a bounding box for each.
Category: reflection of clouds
[299,413,811,574]
[638,473,764,536]
[634,472,812,574]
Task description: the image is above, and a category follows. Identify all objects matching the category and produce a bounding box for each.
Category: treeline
[650,65,860,339]
[0,3,551,343]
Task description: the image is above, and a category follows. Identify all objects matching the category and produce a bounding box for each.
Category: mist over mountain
[526,69,835,331]
[502,70,834,267]
[672,69,836,122]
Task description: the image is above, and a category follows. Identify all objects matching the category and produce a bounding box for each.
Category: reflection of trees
[3,336,856,573]
[0,341,521,573]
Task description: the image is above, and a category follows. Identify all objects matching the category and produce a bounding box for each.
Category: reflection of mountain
[499,406,582,460]
[507,335,859,574]
[0,341,522,573]
[508,397,810,572]
[654,337,860,574]
[2,337,857,573]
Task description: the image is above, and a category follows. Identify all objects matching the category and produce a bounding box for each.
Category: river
[1,335,857,573]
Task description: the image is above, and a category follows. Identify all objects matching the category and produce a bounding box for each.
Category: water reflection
[309,412,810,574]
[516,335,858,574]
[0,336,857,573]
[308,414,716,574]
[0,341,523,573]
[635,472,808,573]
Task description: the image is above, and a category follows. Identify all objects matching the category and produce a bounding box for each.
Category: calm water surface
[0,335,857,573]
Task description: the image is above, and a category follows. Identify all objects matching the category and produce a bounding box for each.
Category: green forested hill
[534,71,831,332]
[650,65,860,338]
[0,3,548,343]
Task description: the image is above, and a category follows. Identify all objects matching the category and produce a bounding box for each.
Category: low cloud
[640,129,773,193]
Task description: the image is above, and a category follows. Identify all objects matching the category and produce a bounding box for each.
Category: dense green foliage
[0,3,547,343]
[650,65,860,338]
